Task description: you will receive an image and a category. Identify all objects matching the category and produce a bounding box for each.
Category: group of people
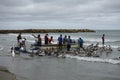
[32,33,54,46]
[31,34,74,51]
[58,35,73,51]
[17,33,75,51]
[17,33,105,51]
[17,33,54,48]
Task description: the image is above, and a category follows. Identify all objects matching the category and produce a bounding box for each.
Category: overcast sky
[0,0,120,30]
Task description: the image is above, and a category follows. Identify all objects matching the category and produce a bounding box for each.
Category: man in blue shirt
[58,34,63,49]
[78,37,84,48]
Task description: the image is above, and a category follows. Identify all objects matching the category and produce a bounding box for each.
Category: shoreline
[0,29,95,34]
[0,66,16,80]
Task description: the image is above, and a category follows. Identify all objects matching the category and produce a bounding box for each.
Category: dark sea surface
[0,30,120,80]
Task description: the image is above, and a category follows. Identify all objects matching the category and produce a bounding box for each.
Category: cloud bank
[0,0,120,29]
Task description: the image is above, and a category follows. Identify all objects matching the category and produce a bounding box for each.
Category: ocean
[0,30,120,80]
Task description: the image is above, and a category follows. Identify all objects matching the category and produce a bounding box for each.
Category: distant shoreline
[0,29,95,34]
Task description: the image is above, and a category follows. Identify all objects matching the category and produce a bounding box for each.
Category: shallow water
[0,30,120,80]
[0,55,120,80]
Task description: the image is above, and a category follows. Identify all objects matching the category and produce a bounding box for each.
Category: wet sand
[0,66,16,80]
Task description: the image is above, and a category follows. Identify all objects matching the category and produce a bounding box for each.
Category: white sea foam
[27,40,44,44]
[84,38,119,43]
[65,55,120,64]
[8,33,32,37]
[111,45,119,49]
[8,33,18,36]
[27,39,58,44]
[27,40,35,43]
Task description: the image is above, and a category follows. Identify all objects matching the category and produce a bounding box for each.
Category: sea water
[0,30,120,80]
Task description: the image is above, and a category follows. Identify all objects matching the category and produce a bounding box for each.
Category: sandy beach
[0,66,16,80]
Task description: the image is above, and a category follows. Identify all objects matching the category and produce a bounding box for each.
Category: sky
[0,0,120,30]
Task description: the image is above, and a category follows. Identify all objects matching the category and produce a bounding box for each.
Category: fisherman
[102,34,105,46]
[17,33,22,47]
[49,36,54,44]
[63,35,67,44]
[58,34,63,49]
[44,34,49,45]
[78,37,84,48]
[67,36,72,51]
[32,34,42,47]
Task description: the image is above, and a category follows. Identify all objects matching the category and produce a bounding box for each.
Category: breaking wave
[65,55,120,64]
[8,33,18,36]
[84,38,120,43]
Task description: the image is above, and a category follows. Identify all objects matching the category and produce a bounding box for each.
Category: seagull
[11,47,15,57]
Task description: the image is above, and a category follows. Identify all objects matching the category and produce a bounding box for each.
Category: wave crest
[65,55,120,64]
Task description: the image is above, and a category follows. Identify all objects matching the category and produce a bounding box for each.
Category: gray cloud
[0,0,120,29]
[0,0,32,7]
